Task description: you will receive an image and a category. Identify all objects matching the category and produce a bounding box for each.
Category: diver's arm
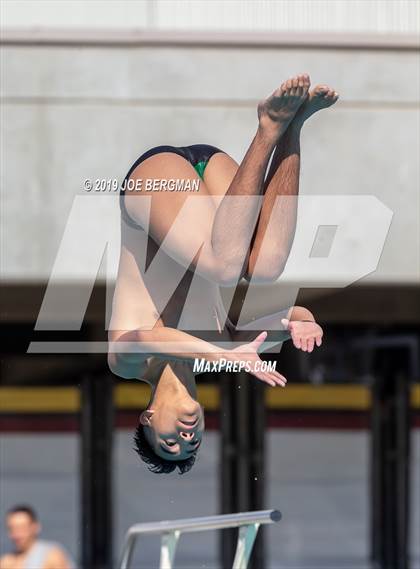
[287,305,316,322]
[109,327,286,386]
[231,305,322,353]
[108,327,237,381]
[110,327,229,364]
[282,306,323,352]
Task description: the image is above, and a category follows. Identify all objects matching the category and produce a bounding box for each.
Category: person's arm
[230,305,323,353]
[110,326,233,369]
[287,305,315,322]
[109,326,287,387]
[43,547,72,569]
[282,305,323,352]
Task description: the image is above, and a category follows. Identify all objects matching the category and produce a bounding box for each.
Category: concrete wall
[1,0,418,33]
[1,39,418,284]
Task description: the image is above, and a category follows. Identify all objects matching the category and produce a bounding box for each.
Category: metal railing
[119,509,282,569]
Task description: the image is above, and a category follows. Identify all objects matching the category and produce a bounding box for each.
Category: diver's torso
[109,221,232,344]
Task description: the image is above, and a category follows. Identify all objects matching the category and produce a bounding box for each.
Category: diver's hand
[281,318,323,353]
[229,331,287,387]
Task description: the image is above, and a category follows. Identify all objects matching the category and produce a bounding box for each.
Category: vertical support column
[220,371,266,569]
[232,523,260,569]
[159,531,180,569]
[370,346,411,569]
[248,372,266,569]
[81,372,114,569]
[394,371,411,569]
[220,371,236,565]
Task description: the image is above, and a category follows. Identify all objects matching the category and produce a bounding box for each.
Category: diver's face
[141,400,204,460]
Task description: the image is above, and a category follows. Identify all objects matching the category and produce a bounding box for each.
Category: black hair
[133,423,197,474]
[7,505,38,522]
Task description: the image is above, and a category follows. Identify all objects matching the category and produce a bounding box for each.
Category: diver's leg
[124,75,310,285]
[245,122,301,281]
[210,74,309,281]
[123,151,224,283]
[245,84,339,281]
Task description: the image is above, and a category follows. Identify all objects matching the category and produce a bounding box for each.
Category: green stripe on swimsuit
[194,160,208,180]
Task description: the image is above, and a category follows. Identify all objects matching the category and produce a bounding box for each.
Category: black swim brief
[120,143,225,230]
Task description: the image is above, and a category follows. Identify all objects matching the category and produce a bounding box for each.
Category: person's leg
[210,74,309,282]
[244,121,301,281]
[244,84,339,282]
[123,150,230,282]
[124,74,309,285]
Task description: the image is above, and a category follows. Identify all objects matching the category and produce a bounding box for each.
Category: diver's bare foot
[257,74,310,140]
[294,85,339,126]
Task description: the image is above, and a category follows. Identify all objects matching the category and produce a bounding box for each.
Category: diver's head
[134,398,204,474]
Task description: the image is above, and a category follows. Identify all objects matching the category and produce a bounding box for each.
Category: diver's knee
[244,258,286,283]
